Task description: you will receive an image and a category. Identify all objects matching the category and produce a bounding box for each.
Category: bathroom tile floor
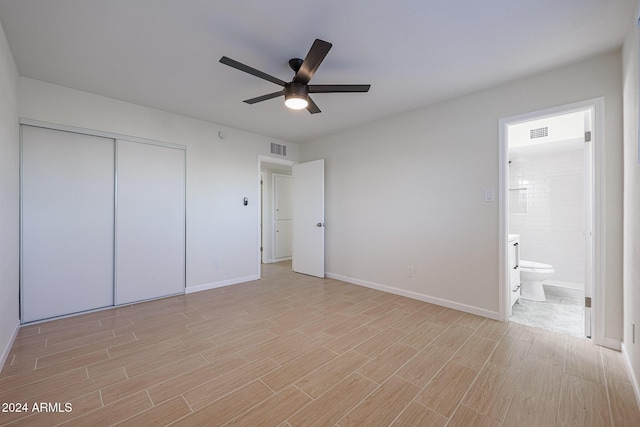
[510,285,585,338]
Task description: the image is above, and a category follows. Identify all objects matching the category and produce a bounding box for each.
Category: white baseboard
[0,319,20,374]
[185,275,259,294]
[543,284,583,300]
[621,343,640,411]
[543,279,584,291]
[263,258,291,264]
[326,272,502,321]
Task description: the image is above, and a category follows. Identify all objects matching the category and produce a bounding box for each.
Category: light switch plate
[484,189,495,202]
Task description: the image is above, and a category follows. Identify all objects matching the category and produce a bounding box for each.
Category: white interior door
[21,126,115,322]
[292,159,325,278]
[115,140,185,304]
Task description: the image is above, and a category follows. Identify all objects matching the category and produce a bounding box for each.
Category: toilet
[519,260,555,302]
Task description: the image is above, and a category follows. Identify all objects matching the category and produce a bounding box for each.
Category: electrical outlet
[407,266,414,278]
[214,259,221,269]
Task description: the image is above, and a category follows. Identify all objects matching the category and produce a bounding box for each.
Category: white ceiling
[0,0,635,144]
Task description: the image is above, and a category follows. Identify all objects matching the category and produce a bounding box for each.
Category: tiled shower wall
[509,148,585,288]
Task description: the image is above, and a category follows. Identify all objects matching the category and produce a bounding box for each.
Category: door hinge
[585,297,592,308]
[584,131,592,142]
[260,247,263,252]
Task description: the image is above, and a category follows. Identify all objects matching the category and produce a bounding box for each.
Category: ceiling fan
[219,39,371,114]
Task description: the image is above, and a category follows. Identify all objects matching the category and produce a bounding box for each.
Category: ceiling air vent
[529,127,549,139]
[270,143,287,156]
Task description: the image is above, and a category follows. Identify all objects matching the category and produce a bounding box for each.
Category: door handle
[317,223,324,227]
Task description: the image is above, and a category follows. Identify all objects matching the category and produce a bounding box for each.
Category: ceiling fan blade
[243,90,284,104]
[293,39,332,84]
[308,84,371,93]
[220,56,287,87]
[306,96,321,114]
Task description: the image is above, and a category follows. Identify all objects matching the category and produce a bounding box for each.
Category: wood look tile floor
[2,261,639,426]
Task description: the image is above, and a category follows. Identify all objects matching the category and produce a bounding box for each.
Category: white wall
[18,78,299,293]
[622,1,640,401]
[509,149,585,288]
[301,51,624,338]
[0,20,19,370]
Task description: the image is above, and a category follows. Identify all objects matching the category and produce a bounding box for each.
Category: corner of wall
[0,18,21,373]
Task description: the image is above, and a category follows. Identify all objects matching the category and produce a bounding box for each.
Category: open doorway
[499,98,604,342]
[260,161,293,265]
[257,156,326,279]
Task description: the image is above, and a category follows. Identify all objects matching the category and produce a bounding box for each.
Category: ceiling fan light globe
[285,96,308,110]
[284,82,309,110]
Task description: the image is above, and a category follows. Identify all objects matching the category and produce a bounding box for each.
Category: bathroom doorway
[499,99,603,341]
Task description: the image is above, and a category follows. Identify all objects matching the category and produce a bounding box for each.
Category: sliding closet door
[21,126,115,323]
[115,140,185,304]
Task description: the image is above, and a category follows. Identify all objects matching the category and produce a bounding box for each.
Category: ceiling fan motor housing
[284,82,308,98]
[283,82,309,109]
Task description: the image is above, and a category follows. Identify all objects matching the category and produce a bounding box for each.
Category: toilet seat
[520,260,553,271]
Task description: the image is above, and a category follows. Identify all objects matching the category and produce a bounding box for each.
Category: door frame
[498,97,605,345]
[257,155,296,278]
[260,171,265,264]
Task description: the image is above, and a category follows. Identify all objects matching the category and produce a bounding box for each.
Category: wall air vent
[270,143,287,156]
[529,127,549,139]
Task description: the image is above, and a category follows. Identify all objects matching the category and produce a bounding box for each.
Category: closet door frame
[19,118,186,322]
